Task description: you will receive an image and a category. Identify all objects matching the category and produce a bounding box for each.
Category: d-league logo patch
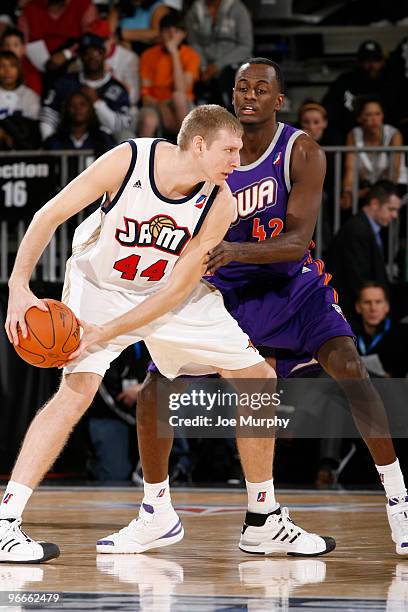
[257,491,267,502]
[195,194,207,209]
[273,151,282,165]
[2,493,13,505]
[157,488,166,498]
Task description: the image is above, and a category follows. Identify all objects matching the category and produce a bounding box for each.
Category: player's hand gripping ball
[14,299,80,368]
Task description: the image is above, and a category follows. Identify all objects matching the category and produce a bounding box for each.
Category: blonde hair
[298,101,327,123]
[177,104,243,150]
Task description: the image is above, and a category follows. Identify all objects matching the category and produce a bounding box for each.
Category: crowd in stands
[2,0,408,485]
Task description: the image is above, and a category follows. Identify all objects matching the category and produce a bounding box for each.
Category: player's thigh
[299,284,355,357]
[145,283,264,378]
[217,360,276,380]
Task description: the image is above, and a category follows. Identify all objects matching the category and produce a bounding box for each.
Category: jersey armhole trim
[284,130,305,193]
[102,139,138,214]
[192,185,220,237]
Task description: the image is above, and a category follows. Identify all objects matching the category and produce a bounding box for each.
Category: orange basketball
[14,299,80,368]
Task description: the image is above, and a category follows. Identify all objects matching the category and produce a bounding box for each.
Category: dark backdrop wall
[0,282,88,476]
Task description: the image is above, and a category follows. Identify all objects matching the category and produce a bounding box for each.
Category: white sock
[246,478,279,514]
[0,481,33,519]
[142,476,172,514]
[376,459,407,499]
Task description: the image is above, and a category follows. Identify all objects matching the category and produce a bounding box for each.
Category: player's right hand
[5,287,48,345]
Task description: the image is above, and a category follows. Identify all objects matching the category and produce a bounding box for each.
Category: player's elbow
[292,237,310,260]
[162,280,195,309]
[32,205,60,231]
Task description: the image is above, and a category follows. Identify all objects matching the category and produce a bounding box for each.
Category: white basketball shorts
[62,266,264,380]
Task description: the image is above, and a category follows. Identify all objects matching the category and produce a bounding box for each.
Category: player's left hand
[58,319,104,368]
[206,241,240,275]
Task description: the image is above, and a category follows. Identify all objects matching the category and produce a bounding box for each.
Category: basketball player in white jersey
[2,105,333,563]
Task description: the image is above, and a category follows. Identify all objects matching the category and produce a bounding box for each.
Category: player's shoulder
[98,140,135,174]
[291,131,326,165]
[211,182,235,218]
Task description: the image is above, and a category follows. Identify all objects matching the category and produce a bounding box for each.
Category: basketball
[14,299,80,368]
[149,215,175,239]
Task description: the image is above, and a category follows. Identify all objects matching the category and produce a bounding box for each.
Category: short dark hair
[357,281,390,303]
[366,180,399,205]
[159,10,185,31]
[235,57,284,92]
[0,27,24,45]
[0,50,22,86]
[353,95,384,118]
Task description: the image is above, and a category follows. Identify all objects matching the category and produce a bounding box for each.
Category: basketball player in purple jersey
[136,59,408,556]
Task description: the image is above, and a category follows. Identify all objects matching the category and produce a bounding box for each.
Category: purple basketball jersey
[211,123,310,290]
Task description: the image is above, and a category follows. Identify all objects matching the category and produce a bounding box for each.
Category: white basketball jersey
[70,138,219,295]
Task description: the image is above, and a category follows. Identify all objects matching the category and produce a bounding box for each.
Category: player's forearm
[8,210,59,288]
[236,234,310,264]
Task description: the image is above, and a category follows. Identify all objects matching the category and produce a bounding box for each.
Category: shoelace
[279,507,305,538]
[1,519,31,543]
[117,510,153,536]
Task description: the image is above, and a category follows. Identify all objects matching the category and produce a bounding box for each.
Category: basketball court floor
[1,487,407,611]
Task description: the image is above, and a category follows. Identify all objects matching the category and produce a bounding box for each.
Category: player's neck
[241,121,279,165]
[154,146,204,198]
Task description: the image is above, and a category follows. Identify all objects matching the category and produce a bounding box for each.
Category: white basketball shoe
[239,506,336,557]
[96,503,184,554]
[387,496,408,555]
[0,518,60,563]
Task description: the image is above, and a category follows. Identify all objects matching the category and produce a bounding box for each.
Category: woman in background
[342,96,404,209]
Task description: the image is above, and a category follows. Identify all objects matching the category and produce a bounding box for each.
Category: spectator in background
[73,19,140,124]
[40,32,131,141]
[43,91,115,157]
[298,101,328,144]
[0,27,42,96]
[18,0,99,79]
[342,97,403,210]
[354,282,408,378]
[186,0,253,108]
[0,50,41,150]
[18,0,98,54]
[139,11,200,137]
[329,180,401,320]
[322,40,388,144]
[109,0,169,55]
[0,51,40,121]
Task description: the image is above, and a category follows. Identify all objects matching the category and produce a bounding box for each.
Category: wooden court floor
[1,487,407,611]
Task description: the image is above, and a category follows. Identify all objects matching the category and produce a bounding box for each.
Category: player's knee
[58,372,101,415]
[332,351,368,380]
